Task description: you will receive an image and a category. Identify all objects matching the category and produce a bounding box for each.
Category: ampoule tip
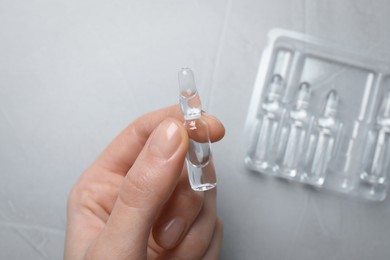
[268,74,284,98]
[324,89,339,117]
[271,74,283,85]
[297,82,311,104]
[178,68,197,97]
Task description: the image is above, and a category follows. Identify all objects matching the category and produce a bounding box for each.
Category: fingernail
[159,218,186,249]
[150,120,182,159]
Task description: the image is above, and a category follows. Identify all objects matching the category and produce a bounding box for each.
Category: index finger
[94,105,225,176]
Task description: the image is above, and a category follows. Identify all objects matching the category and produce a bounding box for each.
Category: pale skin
[65,105,225,259]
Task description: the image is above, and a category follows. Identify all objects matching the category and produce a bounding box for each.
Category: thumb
[86,118,188,259]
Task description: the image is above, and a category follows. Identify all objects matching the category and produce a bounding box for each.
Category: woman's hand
[65,105,225,259]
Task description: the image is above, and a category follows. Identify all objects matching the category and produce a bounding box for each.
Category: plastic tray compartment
[244,29,390,201]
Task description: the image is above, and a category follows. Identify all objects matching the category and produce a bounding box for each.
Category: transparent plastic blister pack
[244,29,390,201]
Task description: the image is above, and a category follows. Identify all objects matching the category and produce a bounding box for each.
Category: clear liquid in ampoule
[278,82,312,178]
[302,90,339,186]
[178,68,216,191]
[247,74,285,171]
[360,91,390,200]
[185,118,216,191]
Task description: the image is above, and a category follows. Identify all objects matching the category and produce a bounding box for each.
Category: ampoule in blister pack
[178,68,217,191]
[244,29,390,201]
[277,82,312,178]
[302,90,341,186]
[359,91,390,200]
[247,74,286,171]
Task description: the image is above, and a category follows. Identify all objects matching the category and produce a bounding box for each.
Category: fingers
[170,188,217,259]
[156,217,224,260]
[152,172,204,249]
[94,105,225,176]
[81,105,225,259]
[155,187,218,260]
[152,168,223,259]
[84,118,188,259]
[202,218,224,260]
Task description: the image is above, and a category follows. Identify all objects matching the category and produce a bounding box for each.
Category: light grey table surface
[1,1,390,259]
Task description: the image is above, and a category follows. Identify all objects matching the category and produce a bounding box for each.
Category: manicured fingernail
[159,218,186,249]
[150,120,181,159]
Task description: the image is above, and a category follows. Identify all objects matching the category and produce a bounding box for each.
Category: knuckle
[67,183,92,210]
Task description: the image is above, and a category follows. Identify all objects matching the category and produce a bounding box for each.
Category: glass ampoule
[360,91,390,187]
[247,74,285,171]
[279,82,312,178]
[302,90,340,186]
[178,68,216,191]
